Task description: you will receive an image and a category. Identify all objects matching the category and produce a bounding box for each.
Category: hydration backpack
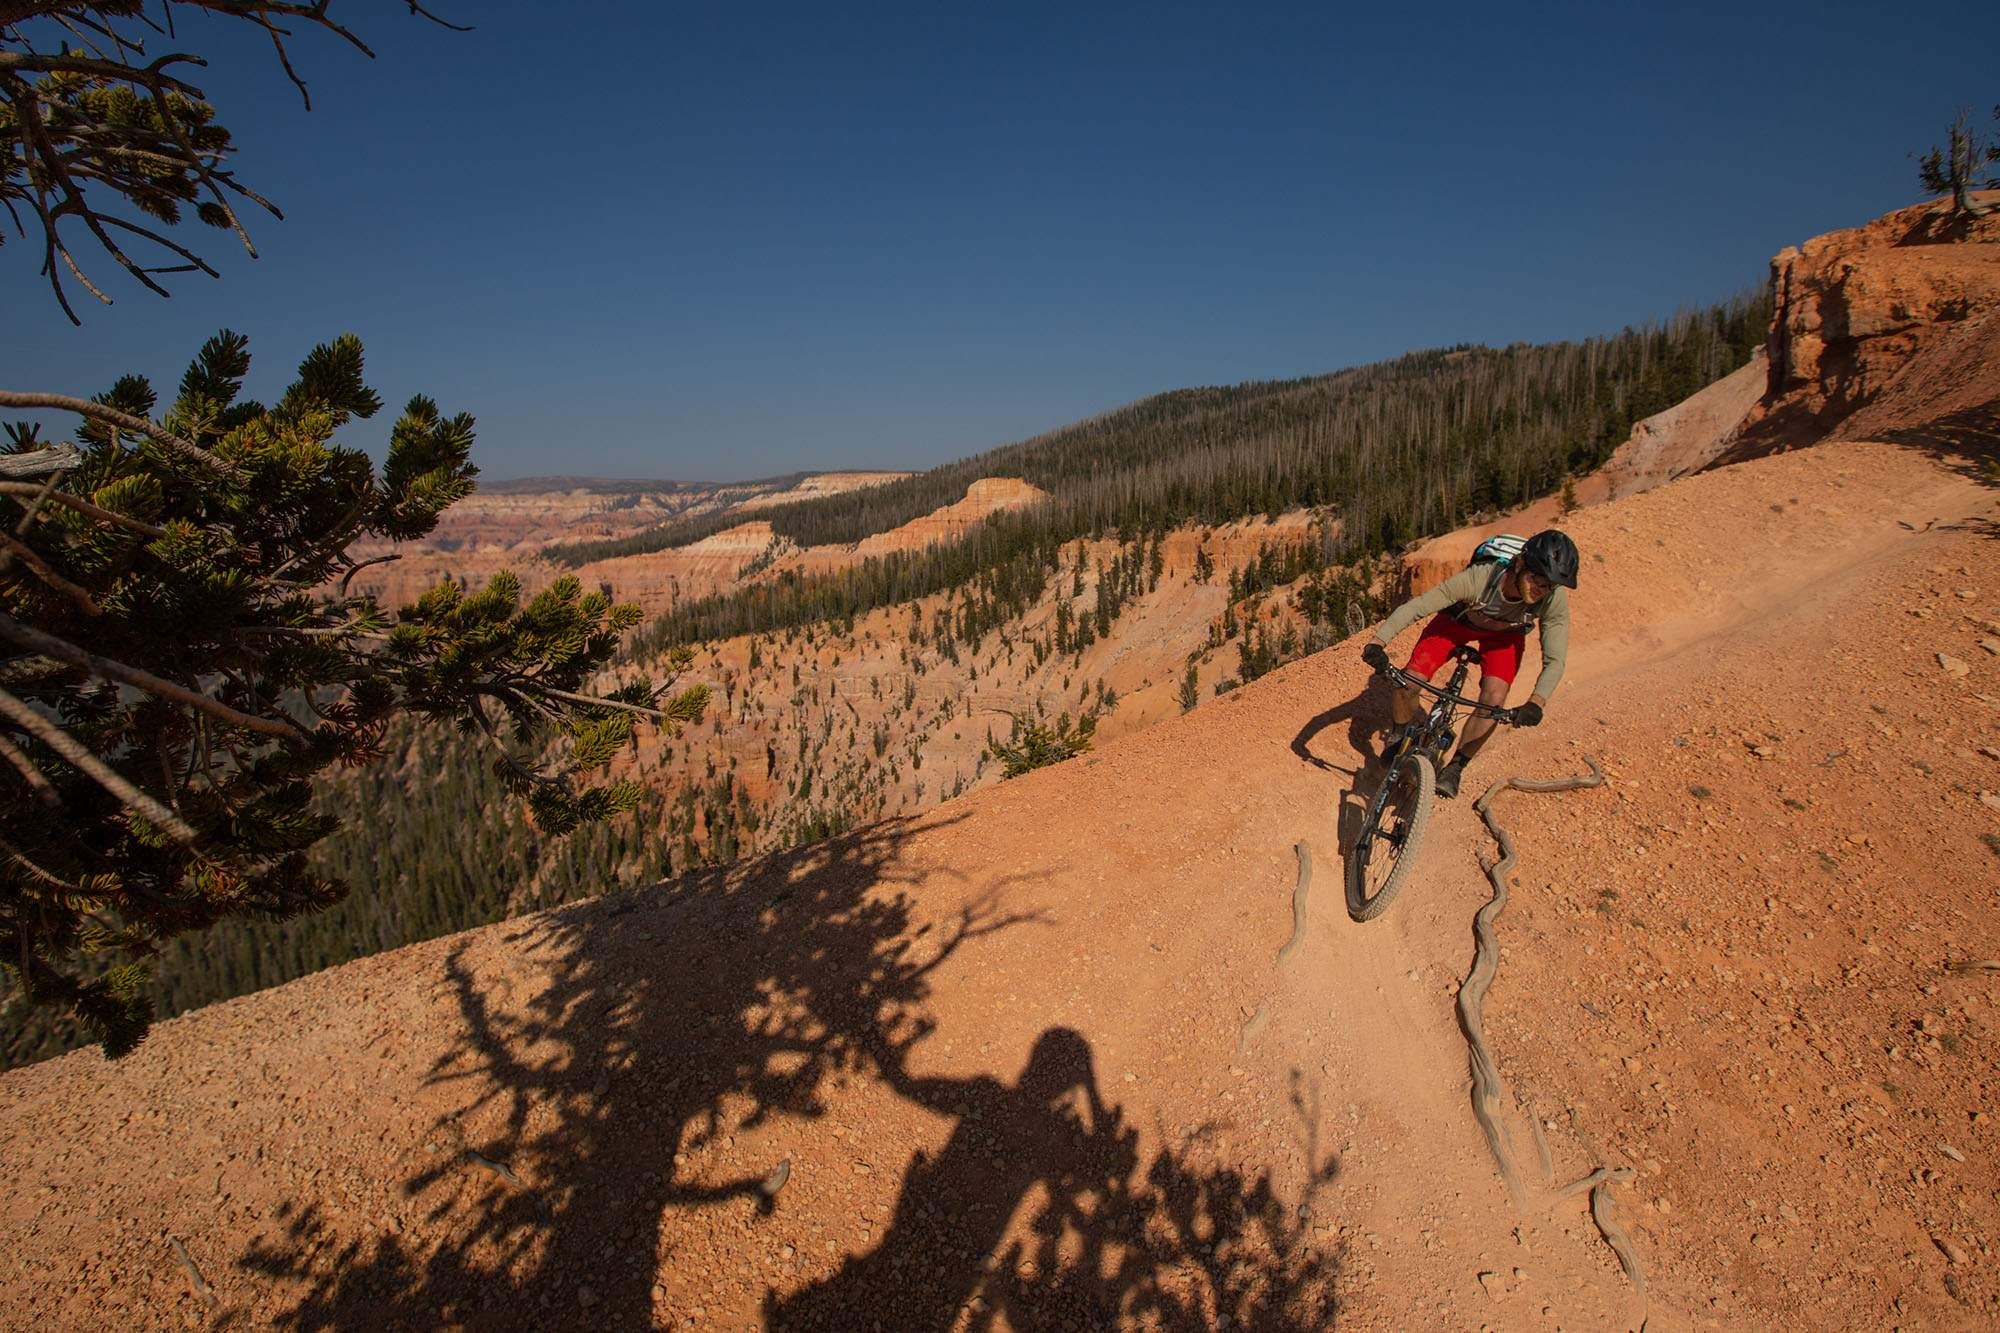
[1467,533,1526,570]
[1454,533,1543,626]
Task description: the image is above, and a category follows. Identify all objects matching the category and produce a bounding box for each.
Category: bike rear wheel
[1346,752,1435,921]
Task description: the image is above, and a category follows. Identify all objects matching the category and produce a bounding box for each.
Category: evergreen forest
[0,292,1769,1069]
[576,295,1767,655]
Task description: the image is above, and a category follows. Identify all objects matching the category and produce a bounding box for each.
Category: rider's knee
[1477,675,1511,704]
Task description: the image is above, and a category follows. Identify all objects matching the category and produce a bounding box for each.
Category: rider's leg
[1450,674,1513,764]
[1390,684,1420,726]
[1391,615,1462,729]
[1436,674,1509,799]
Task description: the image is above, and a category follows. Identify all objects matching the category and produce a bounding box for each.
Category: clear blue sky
[6,0,1998,480]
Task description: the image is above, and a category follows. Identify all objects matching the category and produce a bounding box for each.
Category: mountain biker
[1359,529,1579,799]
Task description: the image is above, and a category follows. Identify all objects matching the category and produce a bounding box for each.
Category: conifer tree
[2,2,467,321]
[0,332,708,1055]
[1916,106,2000,218]
[984,709,1096,779]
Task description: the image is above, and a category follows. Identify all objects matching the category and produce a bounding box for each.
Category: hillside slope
[3,415,1992,1328]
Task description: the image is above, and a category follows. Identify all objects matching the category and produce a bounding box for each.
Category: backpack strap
[1450,561,1541,629]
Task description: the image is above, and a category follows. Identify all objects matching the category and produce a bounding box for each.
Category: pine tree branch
[0,49,207,95]
[0,532,102,613]
[0,684,197,843]
[531,684,689,723]
[7,466,64,537]
[337,551,397,594]
[0,611,308,743]
[0,481,169,537]
[0,391,241,480]
[0,727,60,808]
[0,831,77,891]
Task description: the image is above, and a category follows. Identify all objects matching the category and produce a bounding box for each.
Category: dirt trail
[1,430,1995,1329]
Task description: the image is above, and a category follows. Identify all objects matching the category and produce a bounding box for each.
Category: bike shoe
[1434,759,1467,800]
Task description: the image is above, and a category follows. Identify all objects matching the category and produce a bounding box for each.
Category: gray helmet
[1521,529,1579,589]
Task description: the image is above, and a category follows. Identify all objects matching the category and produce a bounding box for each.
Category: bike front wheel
[1346,752,1435,922]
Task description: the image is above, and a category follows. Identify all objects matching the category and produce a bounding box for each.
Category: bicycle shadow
[1290,678,1399,921]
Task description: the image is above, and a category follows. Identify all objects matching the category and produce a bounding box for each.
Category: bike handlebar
[1376,664,1518,723]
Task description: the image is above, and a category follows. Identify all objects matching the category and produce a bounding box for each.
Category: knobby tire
[1348,752,1434,921]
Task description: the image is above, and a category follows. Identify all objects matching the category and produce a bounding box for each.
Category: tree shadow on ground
[1892,205,1996,247]
[1871,396,2000,491]
[238,809,1344,1329]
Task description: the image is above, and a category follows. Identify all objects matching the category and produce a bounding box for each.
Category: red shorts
[1406,613,1526,685]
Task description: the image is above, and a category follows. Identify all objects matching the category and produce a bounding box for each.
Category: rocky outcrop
[1398,197,2000,601]
[1735,191,2000,449]
[1596,349,1765,498]
[850,477,1047,557]
[782,477,1050,575]
[733,471,912,512]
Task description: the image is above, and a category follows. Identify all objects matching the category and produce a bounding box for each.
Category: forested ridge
[1,291,1767,1069]
[617,295,1767,653]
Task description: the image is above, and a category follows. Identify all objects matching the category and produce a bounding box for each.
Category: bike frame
[1378,644,1516,770]
[1347,647,1522,919]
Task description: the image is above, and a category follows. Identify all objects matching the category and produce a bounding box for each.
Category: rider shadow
[767,1033,1344,1330]
[234,811,1344,1329]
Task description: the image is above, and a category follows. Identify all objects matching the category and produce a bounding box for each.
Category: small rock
[1982,639,2000,656]
[1938,653,1972,678]
[1981,792,2000,813]
[1935,1235,1968,1266]
[1941,1144,1965,1163]
[650,1284,665,1301]
[1477,1270,1501,1298]
[577,1287,596,1307]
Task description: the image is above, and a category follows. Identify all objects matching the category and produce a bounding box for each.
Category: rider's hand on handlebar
[1361,642,1391,673]
[1512,700,1543,727]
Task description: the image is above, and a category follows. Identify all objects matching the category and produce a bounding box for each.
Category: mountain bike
[1347,644,1519,921]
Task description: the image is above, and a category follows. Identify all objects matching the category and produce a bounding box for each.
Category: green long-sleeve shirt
[1371,565,1571,700]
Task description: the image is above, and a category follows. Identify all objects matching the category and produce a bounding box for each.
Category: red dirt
[6,204,1999,1331]
[4,427,1993,1330]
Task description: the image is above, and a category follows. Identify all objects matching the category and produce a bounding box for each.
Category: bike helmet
[1520,529,1579,589]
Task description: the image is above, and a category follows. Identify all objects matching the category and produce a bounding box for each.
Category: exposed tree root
[1237,841,1316,1055]
[1277,840,1314,967]
[1459,758,1647,1317]
[169,1236,216,1308]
